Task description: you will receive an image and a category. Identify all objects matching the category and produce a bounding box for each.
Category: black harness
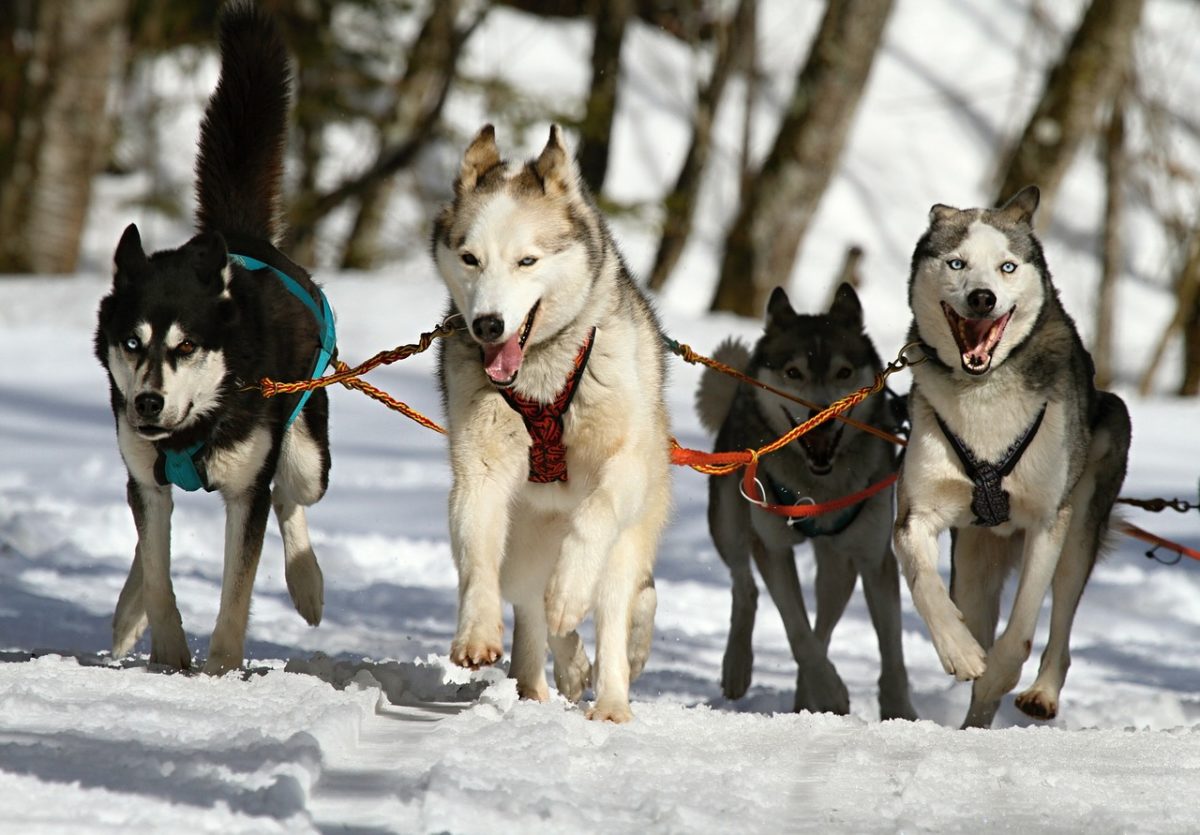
[935,404,1047,527]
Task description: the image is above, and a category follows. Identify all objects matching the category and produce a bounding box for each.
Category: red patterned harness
[499,328,596,483]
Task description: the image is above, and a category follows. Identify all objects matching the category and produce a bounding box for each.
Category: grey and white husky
[697,284,917,719]
[894,185,1130,728]
[95,4,330,674]
[431,125,671,722]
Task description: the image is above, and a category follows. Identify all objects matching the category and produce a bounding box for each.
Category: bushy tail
[195,1,291,243]
[695,337,752,434]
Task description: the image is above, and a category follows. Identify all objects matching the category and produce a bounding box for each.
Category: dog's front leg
[449,474,515,668]
[894,503,986,681]
[972,507,1071,706]
[126,477,190,668]
[543,476,623,637]
[204,484,272,675]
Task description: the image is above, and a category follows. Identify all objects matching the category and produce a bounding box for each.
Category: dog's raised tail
[195,1,291,244]
[695,338,752,434]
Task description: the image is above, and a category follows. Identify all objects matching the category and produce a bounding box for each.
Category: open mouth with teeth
[783,407,845,476]
[481,300,540,387]
[941,301,1013,375]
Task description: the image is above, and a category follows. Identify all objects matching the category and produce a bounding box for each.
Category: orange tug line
[252,317,1198,562]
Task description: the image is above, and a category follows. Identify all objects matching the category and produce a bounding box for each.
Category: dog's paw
[587,699,634,723]
[202,651,241,677]
[1014,686,1059,721]
[878,682,919,722]
[795,658,850,715]
[973,638,1028,702]
[148,626,191,671]
[721,647,754,700]
[551,635,592,704]
[285,549,324,626]
[544,579,592,637]
[517,680,550,702]
[927,607,987,681]
[450,622,503,668]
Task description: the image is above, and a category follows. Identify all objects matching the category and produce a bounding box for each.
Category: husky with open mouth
[696,284,916,719]
[95,3,333,674]
[894,185,1130,727]
[431,125,670,722]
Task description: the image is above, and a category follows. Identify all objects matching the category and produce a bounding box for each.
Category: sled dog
[95,3,333,674]
[432,125,670,722]
[893,185,1130,728]
[697,284,916,719]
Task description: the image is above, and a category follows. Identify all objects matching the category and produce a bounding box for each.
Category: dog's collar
[763,473,865,538]
[153,248,336,493]
[499,328,596,484]
[935,403,1047,527]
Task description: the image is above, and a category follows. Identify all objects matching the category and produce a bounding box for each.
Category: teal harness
[156,251,336,492]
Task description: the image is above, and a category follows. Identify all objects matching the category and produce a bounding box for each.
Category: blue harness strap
[157,251,336,492]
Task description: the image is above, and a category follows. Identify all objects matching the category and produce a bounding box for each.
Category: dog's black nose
[967,289,996,316]
[472,315,505,342]
[134,392,165,419]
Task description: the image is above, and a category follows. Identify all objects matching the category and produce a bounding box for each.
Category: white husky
[431,125,671,722]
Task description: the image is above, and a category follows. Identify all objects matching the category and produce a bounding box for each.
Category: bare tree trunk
[993,0,1144,216]
[1138,226,1200,396]
[0,0,128,273]
[577,0,635,195]
[710,0,894,316]
[1093,85,1126,390]
[340,0,463,269]
[646,0,754,292]
[286,2,476,257]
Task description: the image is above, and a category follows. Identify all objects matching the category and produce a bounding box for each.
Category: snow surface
[3,1,1200,832]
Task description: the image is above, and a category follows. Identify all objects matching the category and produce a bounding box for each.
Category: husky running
[95,2,333,674]
[431,125,671,722]
[697,284,916,719]
[893,185,1130,728]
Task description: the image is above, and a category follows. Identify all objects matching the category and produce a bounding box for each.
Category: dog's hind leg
[813,542,857,650]
[511,604,550,701]
[112,548,148,659]
[709,475,757,700]
[626,576,656,682]
[855,536,917,721]
[549,630,591,703]
[126,477,191,669]
[752,539,849,715]
[952,528,1017,728]
[272,415,328,626]
[205,483,272,675]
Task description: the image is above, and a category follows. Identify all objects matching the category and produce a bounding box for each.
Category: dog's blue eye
[123,336,141,352]
[518,256,538,268]
[461,252,479,267]
[947,258,965,270]
[1000,261,1017,274]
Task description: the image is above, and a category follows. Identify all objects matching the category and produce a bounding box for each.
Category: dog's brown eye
[176,340,196,356]
[836,367,852,380]
[785,367,803,380]
[461,252,479,267]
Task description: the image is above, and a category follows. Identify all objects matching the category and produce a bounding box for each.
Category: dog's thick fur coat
[894,186,1130,727]
[432,126,670,722]
[95,3,329,674]
[698,284,916,719]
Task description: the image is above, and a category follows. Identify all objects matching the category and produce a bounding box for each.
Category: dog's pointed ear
[186,231,230,294]
[456,124,501,194]
[113,224,148,289]
[996,184,1040,225]
[766,286,795,323]
[535,124,578,198]
[929,203,960,225]
[828,282,863,329]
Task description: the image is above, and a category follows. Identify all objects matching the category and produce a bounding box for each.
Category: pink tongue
[482,333,525,382]
[961,318,994,363]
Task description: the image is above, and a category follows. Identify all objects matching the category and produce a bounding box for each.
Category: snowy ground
[4,0,1200,831]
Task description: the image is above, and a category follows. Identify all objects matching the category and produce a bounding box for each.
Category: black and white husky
[95,3,334,675]
[894,186,1130,727]
[697,284,916,719]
